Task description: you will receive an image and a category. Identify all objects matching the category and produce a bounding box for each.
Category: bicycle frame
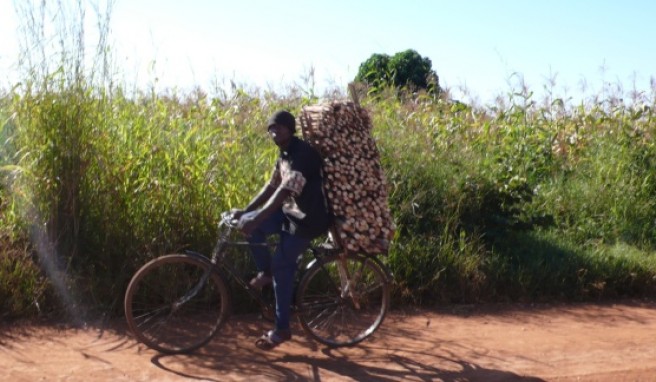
[177,211,392,317]
[179,212,327,314]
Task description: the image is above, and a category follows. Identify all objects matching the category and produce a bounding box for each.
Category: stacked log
[299,101,394,254]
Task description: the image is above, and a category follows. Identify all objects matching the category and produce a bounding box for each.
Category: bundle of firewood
[299,101,394,254]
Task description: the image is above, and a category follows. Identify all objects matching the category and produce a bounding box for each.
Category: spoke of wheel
[307,305,338,330]
[320,309,339,334]
[360,282,382,296]
[134,306,170,327]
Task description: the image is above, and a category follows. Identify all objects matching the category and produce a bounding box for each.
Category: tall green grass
[368,87,656,304]
[2,79,656,317]
[4,80,302,313]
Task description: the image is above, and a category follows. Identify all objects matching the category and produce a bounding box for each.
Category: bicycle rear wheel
[124,254,230,354]
[296,253,390,347]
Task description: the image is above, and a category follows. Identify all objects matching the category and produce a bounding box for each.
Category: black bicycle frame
[176,215,390,317]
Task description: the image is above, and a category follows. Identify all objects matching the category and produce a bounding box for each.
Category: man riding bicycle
[231,110,331,350]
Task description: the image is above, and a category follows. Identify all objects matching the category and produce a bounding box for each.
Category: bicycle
[124,211,393,354]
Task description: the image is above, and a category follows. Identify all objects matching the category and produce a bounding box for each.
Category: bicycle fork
[171,253,215,312]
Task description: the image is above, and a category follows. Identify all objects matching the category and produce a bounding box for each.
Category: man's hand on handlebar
[226,209,259,236]
[236,211,259,236]
[230,208,246,220]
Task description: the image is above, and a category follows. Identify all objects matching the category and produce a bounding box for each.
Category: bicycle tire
[124,254,230,354]
[296,253,390,347]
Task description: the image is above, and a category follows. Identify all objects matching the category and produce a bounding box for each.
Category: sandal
[255,329,291,351]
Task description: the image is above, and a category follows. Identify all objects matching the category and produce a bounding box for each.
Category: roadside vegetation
[1,1,655,319]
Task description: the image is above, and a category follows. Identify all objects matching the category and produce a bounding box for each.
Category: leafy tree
[354,53,391,86]
[355,49,440,93]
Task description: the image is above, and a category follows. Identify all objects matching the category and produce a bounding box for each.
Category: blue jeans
[247,209,311,331]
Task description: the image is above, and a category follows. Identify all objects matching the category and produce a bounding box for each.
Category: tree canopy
[354,49,440,93]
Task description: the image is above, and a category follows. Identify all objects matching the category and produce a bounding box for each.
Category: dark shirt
[269,136,332,239]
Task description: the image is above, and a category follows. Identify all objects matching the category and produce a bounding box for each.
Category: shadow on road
[148,316,545,381]
[151,346,543,381]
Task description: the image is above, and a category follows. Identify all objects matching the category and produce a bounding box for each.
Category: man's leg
[271,231,311,333]
[247,209,285,275]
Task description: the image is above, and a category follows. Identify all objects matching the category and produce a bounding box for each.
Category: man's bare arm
[239,187,292,235]
[243,184,276,213]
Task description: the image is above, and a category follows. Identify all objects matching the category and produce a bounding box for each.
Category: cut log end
[301,101,395,254]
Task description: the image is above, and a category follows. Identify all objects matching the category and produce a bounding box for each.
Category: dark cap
[267,110,296,134]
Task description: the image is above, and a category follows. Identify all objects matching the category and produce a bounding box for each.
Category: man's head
[267,110,295,149]
[267,110,296,135]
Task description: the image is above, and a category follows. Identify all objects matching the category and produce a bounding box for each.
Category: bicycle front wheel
[124,254,230,354]
[296,253,390,347]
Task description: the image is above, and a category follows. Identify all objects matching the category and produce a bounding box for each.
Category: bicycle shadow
[148,314,546,381]
[151,352,542,382]
[275,352,544,381]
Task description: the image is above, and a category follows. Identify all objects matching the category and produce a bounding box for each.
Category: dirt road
[2,300,656,381]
